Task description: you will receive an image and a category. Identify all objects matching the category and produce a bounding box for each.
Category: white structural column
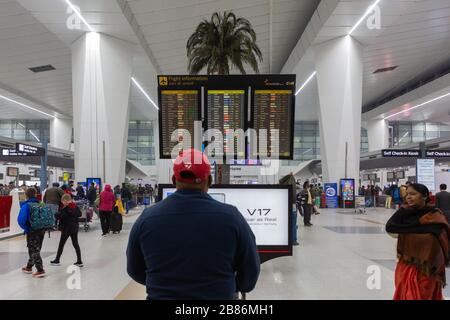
[314,36,363,185]
[153,119,172,184]
[50,118,72,151]
[366,119,389,152]
[72,32,133,187]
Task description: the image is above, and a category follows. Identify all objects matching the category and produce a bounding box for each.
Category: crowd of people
[14,180,158,278]
[7,156,449,300]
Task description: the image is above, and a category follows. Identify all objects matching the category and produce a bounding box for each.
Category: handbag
[115,199,125,215]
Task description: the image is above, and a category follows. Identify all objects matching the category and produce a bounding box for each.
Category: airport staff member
[127,149,260,300]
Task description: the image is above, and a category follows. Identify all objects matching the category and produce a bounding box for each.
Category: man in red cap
[127,148,260,300]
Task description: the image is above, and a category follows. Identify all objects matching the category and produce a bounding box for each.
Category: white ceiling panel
[127,0,320,74]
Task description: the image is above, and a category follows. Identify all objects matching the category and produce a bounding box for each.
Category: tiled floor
[1,207,448,300]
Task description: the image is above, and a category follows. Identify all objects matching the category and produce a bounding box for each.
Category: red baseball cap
[173,149,211,184]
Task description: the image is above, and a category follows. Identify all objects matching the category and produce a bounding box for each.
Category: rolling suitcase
[110,207,123,233]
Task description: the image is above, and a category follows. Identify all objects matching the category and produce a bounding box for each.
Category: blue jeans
[291,210,298,243]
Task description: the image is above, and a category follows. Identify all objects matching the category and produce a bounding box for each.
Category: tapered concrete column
[367,119,389,152]
[50,118,72,151]
[314,36,363,185]
[72,32,133,186]
[153,120,172,184]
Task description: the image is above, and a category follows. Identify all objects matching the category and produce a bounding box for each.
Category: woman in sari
[386,183,450,300]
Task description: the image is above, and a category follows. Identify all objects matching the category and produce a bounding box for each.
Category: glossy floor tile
[1,206,448,300]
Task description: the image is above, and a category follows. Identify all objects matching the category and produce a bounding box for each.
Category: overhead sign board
[15,143,45,156]
[426,150,450,158]
[1,149,27,156]
[382,149,420,157]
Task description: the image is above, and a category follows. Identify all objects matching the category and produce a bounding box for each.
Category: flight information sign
[158,89,200,158]
[157,75,296,160]
[206,90,246,158]
[251,89,294,159]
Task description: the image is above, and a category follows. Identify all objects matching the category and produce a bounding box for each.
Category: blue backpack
[28,202,55,231]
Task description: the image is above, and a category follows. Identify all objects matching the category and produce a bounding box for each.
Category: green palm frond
[187,11,263,75]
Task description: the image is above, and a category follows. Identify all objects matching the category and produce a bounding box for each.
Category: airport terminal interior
[1,0,450,300]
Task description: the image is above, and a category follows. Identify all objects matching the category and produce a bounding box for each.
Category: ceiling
[126,0,320,74]
[289,0,450,122]
[0,0,449,125]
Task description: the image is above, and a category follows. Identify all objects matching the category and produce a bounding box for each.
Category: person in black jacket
[127,149,259,300]
[50,194,83,267]
[121,183,132,213]
[86,183,97,206]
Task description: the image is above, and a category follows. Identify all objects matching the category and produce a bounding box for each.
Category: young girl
[51,194,83,267]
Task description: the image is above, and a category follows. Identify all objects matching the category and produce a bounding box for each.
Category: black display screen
[206,90,246,159]
[251,89,294,159]
[159,89,200,158]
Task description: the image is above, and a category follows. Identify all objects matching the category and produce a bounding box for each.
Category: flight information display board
[159,89,200,158]
[251,89,294,159]
[157,75,296,160]
[206,90,246,158]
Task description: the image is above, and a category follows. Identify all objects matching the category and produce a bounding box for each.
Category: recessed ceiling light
[131,77,159,110]
[295,71,316,96]
[384,92,450,120]
[0,95,56,119]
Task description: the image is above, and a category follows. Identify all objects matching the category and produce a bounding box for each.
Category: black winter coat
[56,203,81,234]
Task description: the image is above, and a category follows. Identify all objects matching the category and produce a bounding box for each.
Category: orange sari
[391,212,449,300]
[394,260,444,300]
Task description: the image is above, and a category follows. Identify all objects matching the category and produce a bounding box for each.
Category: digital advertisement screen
[161,186,290,246]
[86,178,102,191]
[340,179,355,201]
[395,171,405,179]
[6,167,18,177]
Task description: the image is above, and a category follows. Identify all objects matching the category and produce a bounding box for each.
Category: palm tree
[186,11,263,75]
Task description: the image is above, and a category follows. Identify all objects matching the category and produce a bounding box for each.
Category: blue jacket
[17,198,39,234]
[127,189,260,300]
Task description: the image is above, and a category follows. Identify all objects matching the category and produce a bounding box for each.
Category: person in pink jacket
[99,184,116,236]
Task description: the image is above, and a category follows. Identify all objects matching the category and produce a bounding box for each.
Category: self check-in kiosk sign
[382,149,420,157]
[15,143,45,156]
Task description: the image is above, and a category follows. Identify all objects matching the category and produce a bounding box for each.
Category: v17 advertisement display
[161,186,289,246]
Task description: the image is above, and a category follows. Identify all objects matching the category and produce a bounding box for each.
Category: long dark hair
[408,183,431,204]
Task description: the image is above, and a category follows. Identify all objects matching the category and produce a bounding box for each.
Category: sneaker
[50,260,60,266]
[21,267,33,274]
[74,262,84,268]
[293,241,300,246]
[101,233,108,237]
[32,270,45,278]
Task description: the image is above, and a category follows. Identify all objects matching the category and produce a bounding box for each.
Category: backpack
[28,202,55,232]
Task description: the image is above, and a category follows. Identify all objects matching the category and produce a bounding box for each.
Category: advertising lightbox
[159,184,292,263]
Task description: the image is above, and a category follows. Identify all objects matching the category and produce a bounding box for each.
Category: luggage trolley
[355,196,366,214]
[75,200,93,232]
